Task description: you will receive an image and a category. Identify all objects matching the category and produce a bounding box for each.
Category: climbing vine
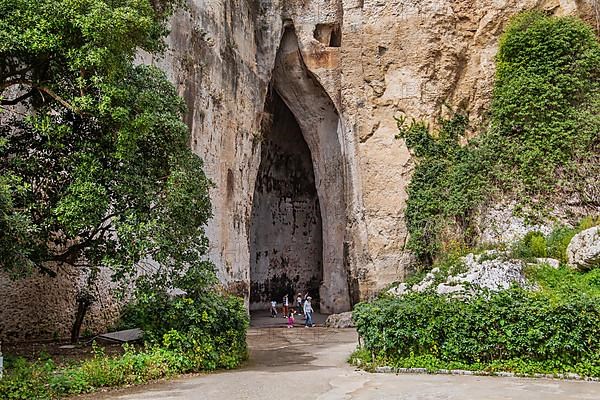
[398,12,600,264]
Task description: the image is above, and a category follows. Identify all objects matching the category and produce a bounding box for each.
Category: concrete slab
[97,329,143,343]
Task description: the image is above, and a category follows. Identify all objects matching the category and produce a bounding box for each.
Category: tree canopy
[0,0,214,292]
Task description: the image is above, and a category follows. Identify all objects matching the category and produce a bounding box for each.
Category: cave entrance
[250,26,352,314]
[249,91,323,311]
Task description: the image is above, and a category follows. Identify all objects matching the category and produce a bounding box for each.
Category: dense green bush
[0,344,208,399]
[398,13,600,264]
[126,291,249,371]
[353,286,600,376]
[122,263,249,371]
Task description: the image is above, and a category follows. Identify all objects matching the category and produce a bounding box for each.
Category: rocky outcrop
[325,311,355,328]
[155,0,593,313]
[389,251,528,297]
[567,227,600,270]
[452,252,527,292]
[478,202,554,245]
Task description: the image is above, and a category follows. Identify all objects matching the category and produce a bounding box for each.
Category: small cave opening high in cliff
[249,91,323,310]
[249,26,352,314]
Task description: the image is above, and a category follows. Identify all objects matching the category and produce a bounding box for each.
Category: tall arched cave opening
[249,91,323,310]
[249,26,352,313]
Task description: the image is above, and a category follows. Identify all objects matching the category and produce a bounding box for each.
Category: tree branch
[50,213,119,264]
[1,80,79,112]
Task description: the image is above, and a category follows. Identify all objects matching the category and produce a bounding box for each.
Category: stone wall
[1,0,594,339]
[0,266,120,342]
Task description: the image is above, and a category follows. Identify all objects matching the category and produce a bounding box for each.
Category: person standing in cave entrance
[304,296,314,328]
[282,294,289,318]
[270,300,278,318]
[296,293,303,315]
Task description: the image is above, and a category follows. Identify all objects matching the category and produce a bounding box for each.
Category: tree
[0,0,215,342]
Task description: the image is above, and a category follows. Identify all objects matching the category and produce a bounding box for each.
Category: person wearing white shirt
[303,296,314,327]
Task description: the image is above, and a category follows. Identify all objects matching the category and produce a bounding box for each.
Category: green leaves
[398,13,600,264]
[0,1,214,296]
[398,111,483,263]
[354,286,600,376]
[492,12,600,191]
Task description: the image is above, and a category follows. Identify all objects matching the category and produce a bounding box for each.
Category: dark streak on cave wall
[249,90,323,310]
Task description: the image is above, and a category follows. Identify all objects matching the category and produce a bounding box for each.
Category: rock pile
[324,311,355,328]
[389,251,528,298]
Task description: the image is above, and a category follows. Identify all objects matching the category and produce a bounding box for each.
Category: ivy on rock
[398,12,600,265]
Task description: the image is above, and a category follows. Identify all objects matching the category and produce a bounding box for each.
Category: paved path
[87,327,600,400]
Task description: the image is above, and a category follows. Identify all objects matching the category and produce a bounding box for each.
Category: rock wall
[1,0,595,339]
[0,266,119,342]
[160,0,590,310]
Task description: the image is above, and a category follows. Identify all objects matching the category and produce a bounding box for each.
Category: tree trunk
[70,295,92,344]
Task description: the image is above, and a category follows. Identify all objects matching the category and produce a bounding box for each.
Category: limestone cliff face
[154,0,591,311]
[1,0,595,340]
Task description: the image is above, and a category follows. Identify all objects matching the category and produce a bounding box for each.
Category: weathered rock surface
[451,252,527,292]
[567,227,600,270]
[389,251,528,297]
[325,311,355,328]
[478,202,554,245]
[388,282,408,297]
[0,266,120,342]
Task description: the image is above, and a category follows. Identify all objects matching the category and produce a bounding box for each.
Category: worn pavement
[84,323,600,400]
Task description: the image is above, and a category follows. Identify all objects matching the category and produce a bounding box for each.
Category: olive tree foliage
[0,0,215,294]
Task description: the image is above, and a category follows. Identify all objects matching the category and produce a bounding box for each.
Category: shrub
[510,218,600,265]
[0,358,55,400]
[353,287,600,376]
[511,231,547,260]
[0,340,244,400]
[124,271,249,371]
[545,227,577,264]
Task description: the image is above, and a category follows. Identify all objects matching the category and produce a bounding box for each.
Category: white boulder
[412,273,435,293]
[388,282,408,297]
[324,311,355,328]
[436,283,465,295]
[450,252,527,292]
[567,226,600,270]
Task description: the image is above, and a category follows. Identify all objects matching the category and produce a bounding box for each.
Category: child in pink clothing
[287,311,295,328]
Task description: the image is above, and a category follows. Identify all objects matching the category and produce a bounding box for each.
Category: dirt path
[87,327,600,400]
